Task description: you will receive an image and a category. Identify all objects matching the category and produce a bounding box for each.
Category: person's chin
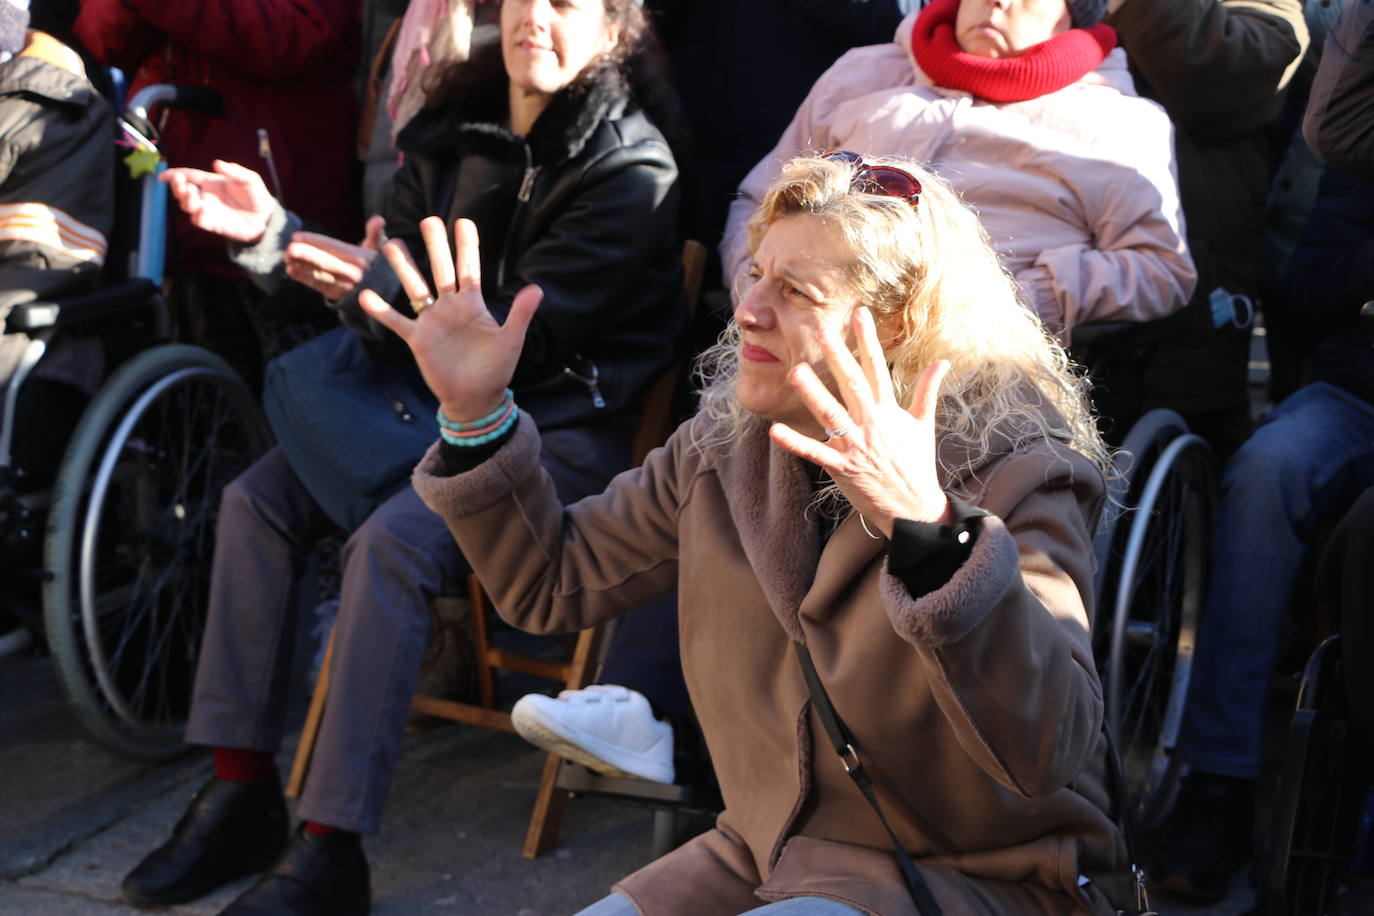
[735,383,775,420]
[959,32,1006,58]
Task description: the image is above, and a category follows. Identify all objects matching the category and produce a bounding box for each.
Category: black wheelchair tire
[1092,408,1191,607]
[43,344,271,761]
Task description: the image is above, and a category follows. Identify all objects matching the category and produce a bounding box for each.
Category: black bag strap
[793,642,944,916]
[1099,724,1156,915]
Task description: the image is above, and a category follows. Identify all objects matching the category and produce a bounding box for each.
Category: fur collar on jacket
[396,61,632,167]
[692,412,1027,643]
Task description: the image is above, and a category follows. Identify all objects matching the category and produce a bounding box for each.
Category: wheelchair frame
[1,84,272,760]
[1073,322,1221,836]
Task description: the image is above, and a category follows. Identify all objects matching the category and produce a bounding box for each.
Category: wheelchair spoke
[128,578,189,716]
[103,563,158,672]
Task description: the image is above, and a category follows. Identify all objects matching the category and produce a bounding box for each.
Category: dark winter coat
[237,58,685,434]
[1281,167,1374,405]
[647,0,907,247]
[0,31,113,314]
[1108,0,1308,421]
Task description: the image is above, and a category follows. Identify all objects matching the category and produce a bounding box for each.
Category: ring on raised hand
[824,426,850,439]
[410,295,435,315]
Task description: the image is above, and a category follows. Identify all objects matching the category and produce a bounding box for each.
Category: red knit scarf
[911,0,1117,104]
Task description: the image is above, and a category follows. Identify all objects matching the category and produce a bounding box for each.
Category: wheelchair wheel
[43,345,272,760]
[1255,636,1366,916]
[1106,428,1215,829]
[1091,409,1190,605]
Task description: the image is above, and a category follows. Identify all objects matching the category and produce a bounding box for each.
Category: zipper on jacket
[561,357,606,409]
[496,143,537,289]
[495,143,600,410]
[516,165,538,202]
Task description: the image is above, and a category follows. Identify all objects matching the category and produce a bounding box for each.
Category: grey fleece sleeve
[227,203,301,295]
[227,202,405,339]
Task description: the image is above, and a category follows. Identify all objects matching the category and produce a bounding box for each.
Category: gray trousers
[186,425,629,834]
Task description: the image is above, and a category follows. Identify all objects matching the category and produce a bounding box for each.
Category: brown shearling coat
[413,412,1131,915]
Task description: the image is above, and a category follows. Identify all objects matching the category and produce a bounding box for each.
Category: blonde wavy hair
[695,154,1109,487]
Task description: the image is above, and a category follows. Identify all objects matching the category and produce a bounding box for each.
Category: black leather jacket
[347,66,686,432]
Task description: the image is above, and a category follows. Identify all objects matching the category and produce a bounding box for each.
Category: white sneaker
[511,685,675,784]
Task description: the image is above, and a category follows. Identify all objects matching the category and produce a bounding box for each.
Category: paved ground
[0,646,1261,916]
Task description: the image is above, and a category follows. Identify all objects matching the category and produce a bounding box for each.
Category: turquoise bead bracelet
[439,407,519,447]
[436,390,514,432]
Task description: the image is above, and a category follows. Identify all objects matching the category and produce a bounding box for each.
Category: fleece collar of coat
[704,414,1014,643]
[895,8,1138,99]
[396,65,630,167]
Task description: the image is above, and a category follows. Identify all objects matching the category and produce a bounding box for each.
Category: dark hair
[424,0,688,155]
[29,0,81,43]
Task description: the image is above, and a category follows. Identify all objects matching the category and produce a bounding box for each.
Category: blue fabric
[1179,382,1374,777]
[574,892,865,915]
[262,326,439,532]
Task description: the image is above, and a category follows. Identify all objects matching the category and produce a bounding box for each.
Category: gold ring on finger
[410,295,435,315]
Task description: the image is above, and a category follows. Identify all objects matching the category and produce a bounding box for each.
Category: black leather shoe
[123,775,289,906]
[1145,770,1254,901]
[218,825,370,916]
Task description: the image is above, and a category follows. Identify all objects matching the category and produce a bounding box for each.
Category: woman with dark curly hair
[122,2,686,914]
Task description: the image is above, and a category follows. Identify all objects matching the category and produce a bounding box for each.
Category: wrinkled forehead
[753,214,858,290]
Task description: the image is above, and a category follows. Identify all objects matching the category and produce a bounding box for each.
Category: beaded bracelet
[439,403,519,447]
[436,389,514,432]
[445,399,515,438]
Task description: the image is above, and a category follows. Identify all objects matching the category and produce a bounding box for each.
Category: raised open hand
[359,217,542,423]
[160,160,276,244]
[769,308,952,537]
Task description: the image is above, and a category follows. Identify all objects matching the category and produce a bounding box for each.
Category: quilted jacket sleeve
[878,446,1108,797]
[1013,111,1197,336]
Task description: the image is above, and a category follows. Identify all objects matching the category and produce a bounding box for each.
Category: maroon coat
[74,0,362,278]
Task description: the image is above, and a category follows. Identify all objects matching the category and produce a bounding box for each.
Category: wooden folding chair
[287,240,706,858]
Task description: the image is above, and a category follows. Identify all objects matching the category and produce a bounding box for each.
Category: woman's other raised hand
[359,217,542,423]
[769,308,953,537]
[160,159,276,244]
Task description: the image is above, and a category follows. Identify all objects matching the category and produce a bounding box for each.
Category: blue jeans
[574,893,864,915]
[1179,383,1374,778]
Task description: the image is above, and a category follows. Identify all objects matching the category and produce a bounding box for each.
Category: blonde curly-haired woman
[366,154,1131,915]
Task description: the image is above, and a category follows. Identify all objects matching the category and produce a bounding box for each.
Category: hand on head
[359,217,542,423]
[769,308,953,536]
[160,160,276,244]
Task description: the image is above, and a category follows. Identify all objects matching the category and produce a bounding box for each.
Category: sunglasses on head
[824,150,922,210]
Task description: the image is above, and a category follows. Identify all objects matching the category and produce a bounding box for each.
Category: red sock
[304,821,341,836]
[213,747,275,783]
